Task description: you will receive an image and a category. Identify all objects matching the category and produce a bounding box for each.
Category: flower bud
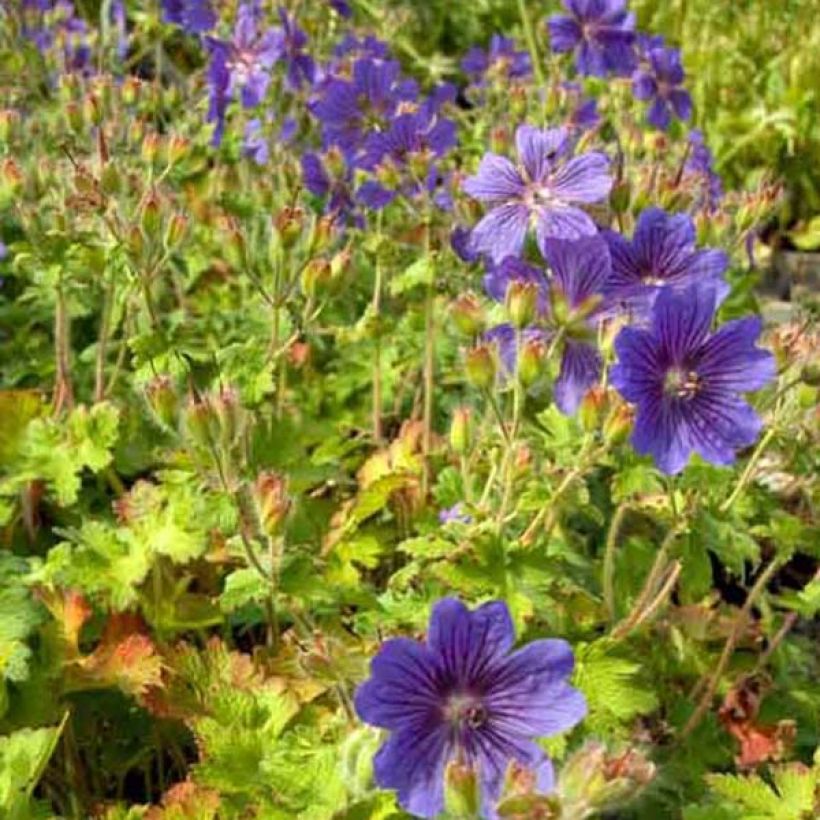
[506,280,539,329]
[62,100,82,135]
[145,375,178,429]
[214,385,244,449]
[558,742,656,816]
[465,344,497,390]
[801,362,820,387]
[610,179,631,214]
[165,212,188,248]
[121,76,142,106]
[0,109,19,144]
[141,132,161,165]
[166,134,190,166]
[330,248,351,281]
[450,293,486,337]
[253,471,290,537]
[0,158,24,203]
[275,206,304,249]
[184,397,217,449]
[518,337,547,387]
[83,93,103,127]
[312,214,336,253]
[449,406,472,455]
[127,224,145,258]
[490,126,511,155]
[549,284,570,327]
[129,118,146,145]
[301,258,332,297]
[603,400,633,445]
[100,162,121,195]
[140,191,162,236]
[579,385,607,432]
[444,761,480,818]
[375,159,402,190]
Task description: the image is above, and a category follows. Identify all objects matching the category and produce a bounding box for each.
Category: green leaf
[574,640,659,732]
[0,721,65,815]
[389,256,434,296]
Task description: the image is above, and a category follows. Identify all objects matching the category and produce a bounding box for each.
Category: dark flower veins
[355,598,586,818]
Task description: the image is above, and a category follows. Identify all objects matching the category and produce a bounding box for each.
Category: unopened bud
[444,761,480,818]
[449,406,472,455]
[579,385,607,431]
[83,94,103,127]
[465,344,497,390]
[145,375,178,429]
[129,118,146,145]
[301,258,332,296]
[490,126,511,155]
[450,293,486,337]
[0,109,20,143]
[603,400,633,445]
[214,385,244,449]
[165,212,188,248]
[184,397,216,449]
[330,248,351,280]
[375,159,402,190]
[518,337,547,386]
[121,76,142,106]
[100,163,121,195]
[506,280,539,329]
[275,206,304,249]
[801,362,820,387]
[65,101,84,134]
[127,224,145,258]
[141,132,161,165]
[166,134,190,166]
[610,179,631,214]
[0,158,23,202]
[140,191,162,236]
[253,471,290,537]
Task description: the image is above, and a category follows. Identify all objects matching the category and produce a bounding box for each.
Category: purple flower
[310,57,417,155]
[463,124,612,263]
[206,3,283,145]
[567,97,600,133]
[301,150,356,221]
[685,129,724,210]
[610,284,776,474]
[438,504,472,525]
[548,0,637,77]
[451,226,480,264]
[633,46,692,130]
[327,0,352,17]
[23,1,91,72]
[462,35,532,84]
[277,7,315,90]
[355,598,586,818]
[603,207,728,312]
[333,34,390,61]
[542,237,612,414]
[161,0,216,34]
[243,118,269,164]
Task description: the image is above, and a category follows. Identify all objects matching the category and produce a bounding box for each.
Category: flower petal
[535,205,598,248]
[555,341,602,415]
[549,152,612,203]
[630,396,693,474]
[463,154,525,202]
[547,15,582,53]
[354,637,441,730]
[515,125,567,184]
[471,203,531,263]
[482,639,587,737]
[697,317,776,392]
[373,726,450,819]
[652,284,716,363]
[541,235,611,305]
[427,598,516,683]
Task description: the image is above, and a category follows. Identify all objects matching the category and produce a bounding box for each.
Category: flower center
[664,367,701,399]
[444,692,488,729]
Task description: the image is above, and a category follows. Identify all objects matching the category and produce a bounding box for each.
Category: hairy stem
[516,0,546,87]
[603,502,632,623]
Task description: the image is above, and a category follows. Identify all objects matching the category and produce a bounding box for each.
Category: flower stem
[602,502,632,623]
[372,247,384,444]
[421,219,435,498]
[516,0,546,87]
[719,427,775,513]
